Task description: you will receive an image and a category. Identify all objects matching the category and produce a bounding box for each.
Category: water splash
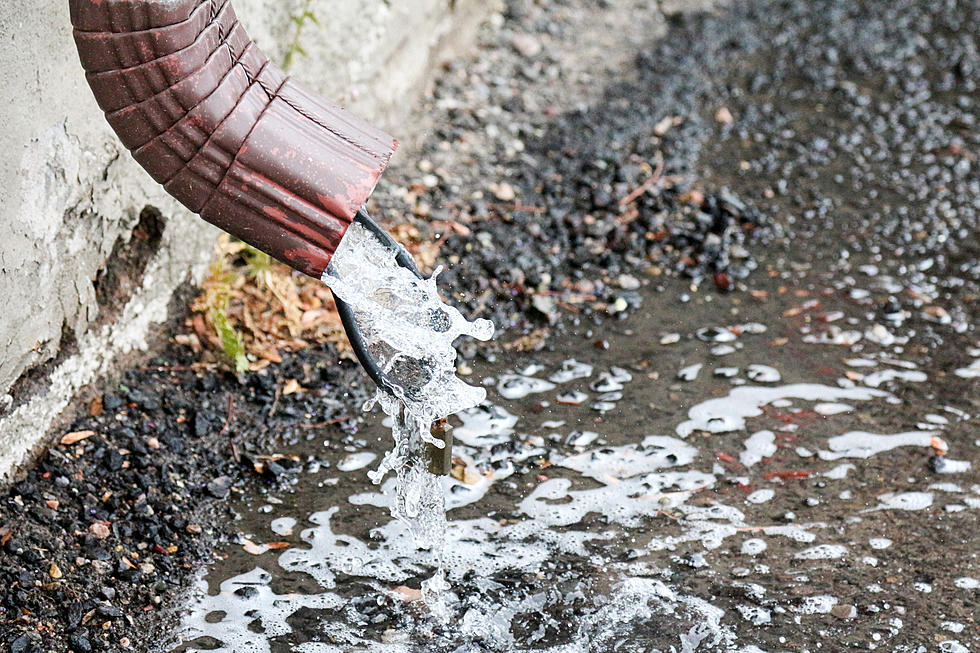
[321,220,494,602]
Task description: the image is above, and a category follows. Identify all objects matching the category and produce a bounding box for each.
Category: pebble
[207,476,233,499]
[511,33,542,57]
[830,604,857,619]
[491,182,516,201]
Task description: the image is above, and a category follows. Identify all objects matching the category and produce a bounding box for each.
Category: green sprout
[282,0,319,73]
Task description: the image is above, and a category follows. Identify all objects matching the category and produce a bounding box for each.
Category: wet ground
[2,0,979,650]
[169,264,980,651]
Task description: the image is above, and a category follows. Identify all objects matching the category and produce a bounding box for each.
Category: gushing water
[320,221,494,605]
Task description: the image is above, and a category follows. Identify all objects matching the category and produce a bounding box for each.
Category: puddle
[168,255,978,651]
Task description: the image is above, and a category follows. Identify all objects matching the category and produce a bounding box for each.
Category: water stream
[320,221,494,609]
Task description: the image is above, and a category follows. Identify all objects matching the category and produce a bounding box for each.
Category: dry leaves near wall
[182,226,442,370]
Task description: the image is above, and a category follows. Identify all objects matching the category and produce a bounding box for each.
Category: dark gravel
[0,347,369,651]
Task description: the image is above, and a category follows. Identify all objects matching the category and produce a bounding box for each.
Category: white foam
[824,463,856,479]
[497,374,556,399]
[548,359,594,383]
[818,430,940,460]
[338,452,377,471]
[521,472,716,528]
[746,489,775,504]
[794,544,847,560]
[179,568,342,653]
[740,430,777,467]
[677,363,703,381]
[863,369,927,387]
[799,595,838,614]
[864,492,934,512]
[814,403,853,415]
[954,358,980,378]
[741,538,768,555]
[557,436,697,482]
[676,384,887,437]
[746,365,781,383]
[454,403,518,447]
[270,517,296,536]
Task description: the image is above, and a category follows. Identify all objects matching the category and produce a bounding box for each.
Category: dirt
[2,0,978,650]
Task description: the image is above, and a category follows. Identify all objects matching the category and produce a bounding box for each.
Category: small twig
[298,416,350,428]
[138,363,217,373]
[618,155,666,206]
[220,396,235,436]
[526,290,597,301]
[267,384,282,419]
[487,203,547,213]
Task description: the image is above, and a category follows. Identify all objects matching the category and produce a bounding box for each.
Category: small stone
[616,274,641,290]
[97,604,124,619]
[89,522,111,540]
[68,634,92,652]
[491,182,516,202]
[10,635,30,653]
[715,106,735,124]
[830,604,857,619]
[186,524,203,535]
[531,295,558,323]
[922,306,951,324]
[511,33,542,57]
[207,476,233,499]
[49,562,63,579]
[61,430,96,446]
[660,333,681,345]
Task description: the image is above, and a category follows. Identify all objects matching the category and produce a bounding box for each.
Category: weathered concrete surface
[0,0,496,480]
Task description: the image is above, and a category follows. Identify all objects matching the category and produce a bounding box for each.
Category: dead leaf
[282,379,302,395]
[61,430,96,446]
[242,540,266,555]
[394,586,423,602]
[265,542,291,551]
[504,328,550,352]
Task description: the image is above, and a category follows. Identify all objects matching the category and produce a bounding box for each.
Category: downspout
[68,0,435,402]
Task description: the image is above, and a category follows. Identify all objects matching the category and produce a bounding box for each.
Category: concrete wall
[0,0,495,480]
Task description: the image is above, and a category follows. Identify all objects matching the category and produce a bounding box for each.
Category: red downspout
[68,0,399,279]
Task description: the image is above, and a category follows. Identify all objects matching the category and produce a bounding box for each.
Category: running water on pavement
[320,221,494,608]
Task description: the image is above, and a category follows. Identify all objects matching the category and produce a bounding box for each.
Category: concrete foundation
[0,0,495,480]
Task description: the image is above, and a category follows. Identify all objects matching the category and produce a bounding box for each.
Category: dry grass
[179,223,443,371]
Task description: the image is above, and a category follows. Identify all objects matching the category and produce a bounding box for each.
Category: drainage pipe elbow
[69,0,399,278]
